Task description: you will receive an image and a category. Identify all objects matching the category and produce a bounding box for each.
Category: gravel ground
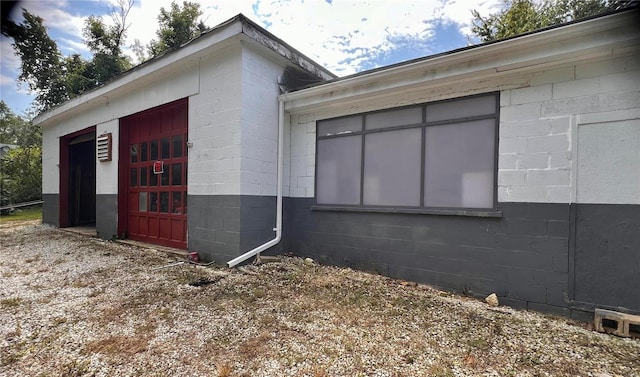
[1,222,639,377]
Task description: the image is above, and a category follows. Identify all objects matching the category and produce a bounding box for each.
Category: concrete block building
[37,9,640,319]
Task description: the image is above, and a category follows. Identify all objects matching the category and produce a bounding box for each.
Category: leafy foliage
[83,0,134,85]
[470,0,631,43]
[1,146,42,206]
[0,102,41,206]
[1,10,68,112]
[1,0,134,112]
[0,101,39,148]
[148,1,207,57]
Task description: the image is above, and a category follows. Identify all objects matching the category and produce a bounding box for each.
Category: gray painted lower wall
[44,191,640,317]
[239,196,279,253]
[42,194,59,227]
[187,195,282,264]
[287,199,571,316]
[96,194,118,240]
[572,203,640,314]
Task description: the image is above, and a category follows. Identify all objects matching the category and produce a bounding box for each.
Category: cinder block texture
[96,194,118,240]
[188,195,282,264]
[288,199,571,312]
[42,194,59,227]
[498,54,640,204]
[289,114,317,198]
[574,204,640,313]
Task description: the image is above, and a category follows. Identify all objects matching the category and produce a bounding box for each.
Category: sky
[0,0,504,115]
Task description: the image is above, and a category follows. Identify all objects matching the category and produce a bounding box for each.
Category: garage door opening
[60,127,96,229]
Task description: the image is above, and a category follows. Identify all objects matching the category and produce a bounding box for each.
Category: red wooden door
[123,100,188,249]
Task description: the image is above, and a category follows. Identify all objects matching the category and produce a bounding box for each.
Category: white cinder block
[500,90,511,107]
[297,176,314,189]
[501,186,541,202]
[522,153,549,169]
[498,170,527,186]
[290,186,305,197]
[529,66,575,86]
[549,152,571,169]
[549,117,570,135]
[306,186,315,197]
[599,71,640,93]
[298,114,311,124]
[576,55,640,79]
[497,186,510,202]
[499,137,528,154]
[526,135,569,154]
[500,102,542,121]
[553,77,600,99]
[306,122,316,134]
[527,169,570,186]
[510,84,552,105]
[544,186,571,203]
[544,90,640,117]
[519,119,552,137]
[306,165,316,177]
[498,154,519,170]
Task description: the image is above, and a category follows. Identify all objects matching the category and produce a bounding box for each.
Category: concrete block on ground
[594,308,640,338]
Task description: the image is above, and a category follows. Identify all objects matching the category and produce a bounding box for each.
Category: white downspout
[226,99,284,268]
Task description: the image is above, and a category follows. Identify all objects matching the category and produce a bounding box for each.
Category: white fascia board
[280,10,640,113]
[240,21,336,81]
[34,21,244,127]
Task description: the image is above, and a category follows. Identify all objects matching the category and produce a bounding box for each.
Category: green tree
[63,54,93,97]
[148,1,207,56]
[0,102,41,206]
[2,1,134,112]
[1,10,68,112]
[0,146,42,205]
[0,101,39,147]
[82,0,134,85]
[470,0,630,43]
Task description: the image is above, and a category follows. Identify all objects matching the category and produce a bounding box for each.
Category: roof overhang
[280,9,640,114]
[34,14,335,128]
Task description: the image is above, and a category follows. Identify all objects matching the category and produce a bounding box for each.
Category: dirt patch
[1,224,639,376]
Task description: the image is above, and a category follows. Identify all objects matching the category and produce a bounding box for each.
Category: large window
[315,93,498,210]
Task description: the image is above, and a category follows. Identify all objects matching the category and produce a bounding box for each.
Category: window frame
[313,92,501,217]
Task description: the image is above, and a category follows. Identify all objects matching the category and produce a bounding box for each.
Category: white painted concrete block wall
[239,46,283,196]
[96,119,119,195]
[499,53,640,204]
[42,129,60,194]
[187,44,294,197]
[187,45,243,195]
[288,113,317,198]
[287,53,640,204]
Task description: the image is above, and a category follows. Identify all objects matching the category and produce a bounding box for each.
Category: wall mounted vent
[97,133,112,162]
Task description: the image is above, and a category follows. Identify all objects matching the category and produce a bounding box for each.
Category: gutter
[279,10,638,106]
[226,99,284,267]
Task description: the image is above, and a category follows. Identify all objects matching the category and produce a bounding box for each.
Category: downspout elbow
[226,99,285,268]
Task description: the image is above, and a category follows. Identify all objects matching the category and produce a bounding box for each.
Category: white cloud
[59,38,91,56]
[16,0,87,37]
[0,73,15,87]
[439,0,503,38]
[0,38,21,71]
[249,0,442,74]
[1,0,502,112]
[115,0,452,75]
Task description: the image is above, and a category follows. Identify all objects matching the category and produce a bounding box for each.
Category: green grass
[0,206,42,223]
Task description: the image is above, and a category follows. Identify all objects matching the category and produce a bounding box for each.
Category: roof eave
[279,9,639,113]
[34,13,337,127]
